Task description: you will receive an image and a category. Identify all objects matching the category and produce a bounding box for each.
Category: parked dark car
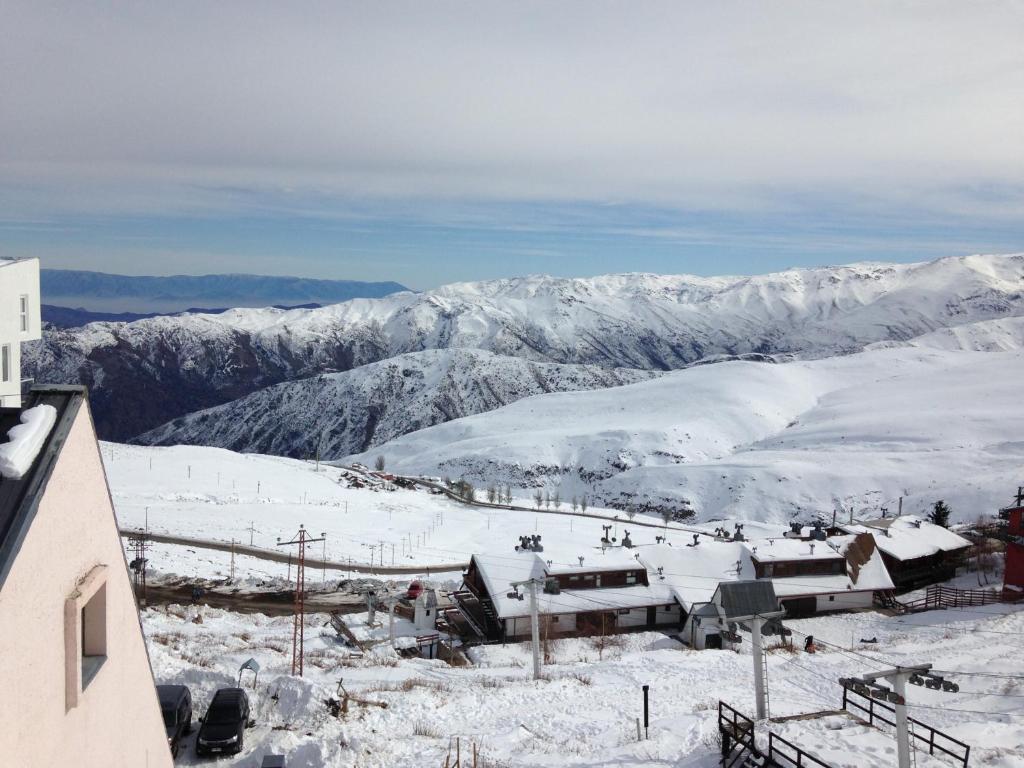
[156,684,193,758]
[196,688,252,756]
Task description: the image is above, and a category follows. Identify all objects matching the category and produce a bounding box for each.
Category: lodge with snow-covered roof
[446,538,682,642]
[447,513,969,647]
[839,515,971,589]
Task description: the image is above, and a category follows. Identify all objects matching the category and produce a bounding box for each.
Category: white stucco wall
[0,258,41,407]
[506,613,577,638]
[815,591,873,612]
[0,401,173,767]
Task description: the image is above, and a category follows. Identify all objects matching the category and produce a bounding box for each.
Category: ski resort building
[839,515,971,590]
[452,547,682,641]
[681,580,785,650]
[0,380,173,765]
[639,532,892,628]
[0,257,41,408]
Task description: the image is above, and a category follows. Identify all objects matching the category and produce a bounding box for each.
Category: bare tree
[626,504,637,522]
[486,485,497,504]
[552,489,561,510]
[505,485,513,505]
[374,455,386,472]
[533,489,544,509]
[544,491,551,510]
[660,509,673,532]
[580,495,588,513]
[571,496,579,513]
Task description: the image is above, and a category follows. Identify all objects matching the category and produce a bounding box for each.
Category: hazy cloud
[2,0,1023,221]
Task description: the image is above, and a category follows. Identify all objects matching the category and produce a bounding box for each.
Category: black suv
[156,684,193,758]
[196,688,252,756]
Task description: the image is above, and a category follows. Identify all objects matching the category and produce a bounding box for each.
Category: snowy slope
[346,346,1024,524]
[874,315,1024,352]
[24,253,1024,440]
[142,598,1024,767]
[133,349,661,457]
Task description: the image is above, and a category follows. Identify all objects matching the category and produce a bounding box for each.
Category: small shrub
[412,721,443,738]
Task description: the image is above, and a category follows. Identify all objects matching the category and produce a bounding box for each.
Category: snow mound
[0,404,57,479]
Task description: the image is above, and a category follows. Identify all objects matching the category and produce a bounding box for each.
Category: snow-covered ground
[347,345,1024,524]
[143,599,1024,767]
[104,443,687,583]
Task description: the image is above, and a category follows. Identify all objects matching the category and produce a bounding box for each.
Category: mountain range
[40,269,408,313]
[23,253,1024,446]
[346,336,1024,522]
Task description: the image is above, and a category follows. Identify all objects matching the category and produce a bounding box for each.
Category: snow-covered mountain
[134,349,661,457]
[346,344,1024,525]
[24,253,1024,440]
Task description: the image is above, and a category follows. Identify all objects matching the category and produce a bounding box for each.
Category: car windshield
[205,705,238,725]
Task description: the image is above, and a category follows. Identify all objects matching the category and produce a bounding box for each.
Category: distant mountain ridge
[344,344,1024,522]
[24,253,1024,442]
[41,269,408,312]
[41,303,323,329]
[134,349,662,457]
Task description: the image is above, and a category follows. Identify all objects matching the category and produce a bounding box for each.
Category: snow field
[104,442,680,583]
[347,346,1024,525]
[143,601,1024,767]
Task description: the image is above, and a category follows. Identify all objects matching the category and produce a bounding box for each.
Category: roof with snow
[639,541,752,611]
[746,538,846,562]
[0,386,86,589]
[471,550,675,619]
[638,532,894,609]
[840,515,971,561]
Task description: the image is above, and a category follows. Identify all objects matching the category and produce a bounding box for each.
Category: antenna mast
[277,525,325,676]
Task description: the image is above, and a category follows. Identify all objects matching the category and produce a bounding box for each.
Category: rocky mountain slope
[24,253,1024,440]
[134,349,661,458]
[345,342,1024,523]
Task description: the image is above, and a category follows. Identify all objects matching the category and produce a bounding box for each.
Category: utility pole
[229,539,236,581]
[248,520,257,546]
[321,533,327,584]
[508,578,543,680]
[127,531,150,607]
[841,664,954,768]
[276,525,325,677]
[750,611,784,720]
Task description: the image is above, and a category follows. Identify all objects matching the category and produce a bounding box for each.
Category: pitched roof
[840,515,971,561]
[0,386,86,590]
[715,580,781,620]
[471,550,675,619]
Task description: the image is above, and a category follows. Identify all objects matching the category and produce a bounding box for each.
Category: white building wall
[0,402,173,767]
[655,604,683,625]
[506,613,577,638]
[815,591,873,612]
[0,258,42,408]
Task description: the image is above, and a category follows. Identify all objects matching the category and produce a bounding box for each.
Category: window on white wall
[81,584,107,688]
[1,344,10,382]
[65,565,108,710]
[19,294,29,333]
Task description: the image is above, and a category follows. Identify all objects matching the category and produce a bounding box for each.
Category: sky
[1,1,1023,290]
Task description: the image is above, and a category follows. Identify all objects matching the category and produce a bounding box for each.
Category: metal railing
[841,684,970,767]
[718,701,758,767]
[768,732,832,768]
[897,584,1004,613]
